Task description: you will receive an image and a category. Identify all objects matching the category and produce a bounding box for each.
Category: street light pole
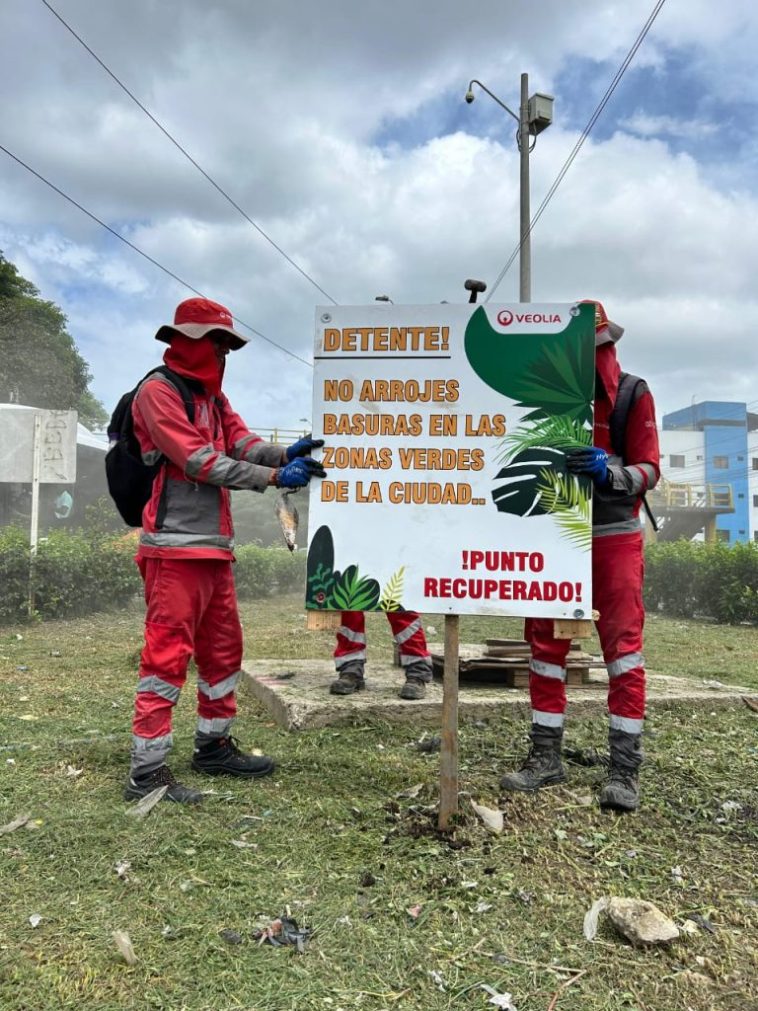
[519,73,531,303]
[465,76,553,305]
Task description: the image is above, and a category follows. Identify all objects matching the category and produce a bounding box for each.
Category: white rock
[606,897,680,946]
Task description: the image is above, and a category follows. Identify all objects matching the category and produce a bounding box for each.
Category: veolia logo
[496,309,562,327]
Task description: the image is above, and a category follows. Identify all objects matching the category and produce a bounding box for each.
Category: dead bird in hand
[275,490,299,552]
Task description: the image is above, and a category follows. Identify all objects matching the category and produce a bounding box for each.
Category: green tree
[0,252,108,428]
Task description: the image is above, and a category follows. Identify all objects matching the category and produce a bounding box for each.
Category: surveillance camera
[464,90,475,104]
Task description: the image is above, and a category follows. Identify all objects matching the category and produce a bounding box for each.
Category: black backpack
[105,366,196,527]
[609,371,658,531]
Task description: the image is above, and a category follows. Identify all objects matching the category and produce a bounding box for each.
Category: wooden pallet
[430,637,594,688]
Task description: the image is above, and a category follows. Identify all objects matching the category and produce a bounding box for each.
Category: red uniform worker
[331,610,432,699]
[500,301,659,811]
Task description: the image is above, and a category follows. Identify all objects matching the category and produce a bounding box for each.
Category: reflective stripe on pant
[334,610,431,678]
[131,557,243,774]
[525,531,646,729]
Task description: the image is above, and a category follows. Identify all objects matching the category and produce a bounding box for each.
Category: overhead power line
[486,0,668,301]
[0,143,313,368]
[40,0,338,306]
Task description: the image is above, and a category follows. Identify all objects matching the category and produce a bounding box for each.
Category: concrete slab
[242,644,753,732]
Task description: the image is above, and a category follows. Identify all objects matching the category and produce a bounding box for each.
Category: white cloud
[0,0,756,429]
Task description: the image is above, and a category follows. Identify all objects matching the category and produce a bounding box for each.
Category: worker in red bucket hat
[500,300,660,812]
[123,297,325,804]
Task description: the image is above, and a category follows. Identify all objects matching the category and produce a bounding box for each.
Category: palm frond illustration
[507,340,593,424]
[379,566,406,612]
[536,468,592,551]
[496,415,592,466]
[492,447,568,517]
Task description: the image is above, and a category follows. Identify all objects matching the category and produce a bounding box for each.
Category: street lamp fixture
[465,76,554,302]
[374,294,393,304]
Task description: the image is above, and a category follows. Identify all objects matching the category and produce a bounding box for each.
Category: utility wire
[40,0,338,306]
[0,143,313,368]
[486,0,668,301]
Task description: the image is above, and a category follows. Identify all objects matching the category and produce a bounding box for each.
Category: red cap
[155,297,248,349]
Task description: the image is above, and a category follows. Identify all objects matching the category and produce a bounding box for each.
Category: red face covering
[163,334,224,396]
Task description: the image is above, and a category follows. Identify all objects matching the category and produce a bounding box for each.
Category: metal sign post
[28,414,43,616]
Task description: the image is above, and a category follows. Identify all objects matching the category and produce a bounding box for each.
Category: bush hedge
[0,525,307,623]
[644,540,758,624]
[2,525,754,625]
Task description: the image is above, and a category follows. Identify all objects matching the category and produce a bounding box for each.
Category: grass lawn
[0,595,756,1011]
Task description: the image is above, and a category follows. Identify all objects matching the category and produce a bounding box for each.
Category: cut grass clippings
[0,594,756,1011]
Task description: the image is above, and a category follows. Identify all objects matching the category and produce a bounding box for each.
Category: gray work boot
[399,659,432,700]
[599,729,643,813]
[329,660,366,696]
[499,725,566,792]
[399,676,426,700]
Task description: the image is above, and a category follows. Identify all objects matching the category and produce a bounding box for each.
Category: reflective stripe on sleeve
[186,443,215,478]
[335,650,366,667]
[132,732,173,753]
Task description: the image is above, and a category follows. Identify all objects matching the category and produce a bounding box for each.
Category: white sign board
[0,407,77,483]
[306,303,596,618]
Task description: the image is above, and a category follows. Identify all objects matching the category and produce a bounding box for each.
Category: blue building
[661,401,758,544]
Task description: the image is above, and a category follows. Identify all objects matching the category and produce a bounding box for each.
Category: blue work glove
[285,435,324,462]
[276,456,326,489]
[565,447,609,487]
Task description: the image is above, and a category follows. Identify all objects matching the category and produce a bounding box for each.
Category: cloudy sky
[1,0,756,431]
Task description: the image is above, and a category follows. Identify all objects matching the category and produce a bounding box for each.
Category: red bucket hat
[579,299,624,346]
[155,297,248,350]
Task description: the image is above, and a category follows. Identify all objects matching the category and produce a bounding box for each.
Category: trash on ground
[474,901,493,913]
[412,733,441,753]
[428,969,446,992]
[396,783,424,799]
[28,914,42,928]
[406,904,423,919]
[275,489,299,551]
[564,746,609,768]
[114,860,132,880]
[671,865,684,884]
[515,889,534,905]
[680,919,699,936]
[720,800,742,813]
[19,715,38,721]
[66,765,83,778]
[230,839,258,849]
[126,785,168,818]
[0,813,31,836]
[219,928,243,945]
[480,984,517,1009]
[584,896,610,940]
[112,930,138,965]
[703,679,725,690]
[254,915,310,952]
[470,799,504,835]
[687,913,716,934]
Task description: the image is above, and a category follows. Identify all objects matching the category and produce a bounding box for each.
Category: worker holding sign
[331,610,433,699]
[500,301,659,813]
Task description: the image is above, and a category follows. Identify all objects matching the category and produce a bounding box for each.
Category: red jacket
[132,374,285,559]
[591,343,660,536]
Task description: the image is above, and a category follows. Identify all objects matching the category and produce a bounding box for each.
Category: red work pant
[334,610,431,676]
[130,557,243,775]
[526,532,646,735]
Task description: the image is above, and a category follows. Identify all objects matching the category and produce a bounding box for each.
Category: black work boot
[329,661,366,695]
[399,676,426,700]
[499,725,566,792]
[599,729,643,812]
[191,736,275,779]
[124,764,203,804]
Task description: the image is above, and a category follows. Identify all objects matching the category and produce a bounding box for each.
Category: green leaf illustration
[492,446,568,517]
[536,468,592,551]
[464,304,594,423]
[379,566,406,612]
[330,565,381,611]
[496,416,592,465]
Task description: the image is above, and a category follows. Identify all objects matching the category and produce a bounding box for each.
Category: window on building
[753,458,758,471]
[669,454,685,468]
[737,455,745,461]
[716,529,730,543]
[753,494,758,508]
[755,531,758,543]
[713,456,729,469]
